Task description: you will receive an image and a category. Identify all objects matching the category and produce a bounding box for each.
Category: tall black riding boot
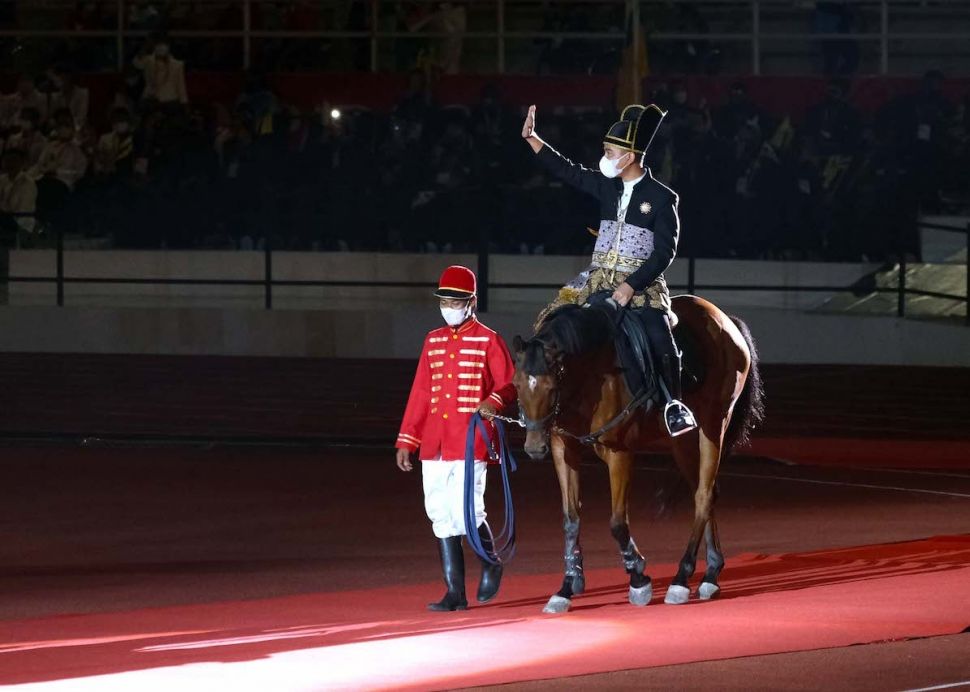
[643,309,697,437]
[476,522,504,603]
[662,349,684,401]
[428,536,468,612]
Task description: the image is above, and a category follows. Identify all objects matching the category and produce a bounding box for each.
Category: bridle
[504,359,652,447]
[488,361,562,431]
[519,362,564,433]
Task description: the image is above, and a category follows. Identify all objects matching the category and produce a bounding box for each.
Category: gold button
[445,394,451,398]
[450,353,455,359]
[452,334,458,340]
[431,408,437,414]
[447,374,452,379]
[443,413,449,419]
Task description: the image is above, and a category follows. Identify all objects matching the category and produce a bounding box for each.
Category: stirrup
[664,400,697,437]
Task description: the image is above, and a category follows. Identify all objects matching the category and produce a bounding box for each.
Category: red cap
[434,265,476,299]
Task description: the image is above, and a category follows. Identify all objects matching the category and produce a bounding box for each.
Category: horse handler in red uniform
[395,265,517,611]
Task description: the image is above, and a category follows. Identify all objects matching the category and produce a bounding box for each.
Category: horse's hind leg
[665,427,721,605]
[699,510,725,600]
[602,448,652,606]
[543,434,584,614]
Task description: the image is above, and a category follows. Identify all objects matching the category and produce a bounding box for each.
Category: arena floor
[0,355,968,690]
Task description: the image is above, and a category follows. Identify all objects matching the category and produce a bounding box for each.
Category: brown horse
[511,294,763,613]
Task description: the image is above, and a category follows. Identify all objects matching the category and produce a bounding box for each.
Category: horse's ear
[512,335,525,354]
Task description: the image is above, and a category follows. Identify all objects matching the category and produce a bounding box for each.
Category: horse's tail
[722,316,765,457]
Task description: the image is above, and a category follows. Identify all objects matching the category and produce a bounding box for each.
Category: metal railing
[4,220,967,325]
[3,0,970,75]
[904,221,970,326]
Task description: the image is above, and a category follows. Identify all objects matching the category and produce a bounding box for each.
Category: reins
[464,412,517,565]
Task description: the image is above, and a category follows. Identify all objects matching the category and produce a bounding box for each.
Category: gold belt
[592,250,646,274]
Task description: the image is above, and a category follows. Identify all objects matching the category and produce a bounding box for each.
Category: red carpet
[2,535,968,690]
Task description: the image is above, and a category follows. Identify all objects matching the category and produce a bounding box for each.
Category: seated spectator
[2,75,48,130]
[236,71,278,136]
[393,69,436,145]
[48,65,90,131]
[666,80,694,138]
[213,111,260,245]
[430,115,474,190]
[4,108,48,168]
[713,81,762,140]
[76,122,99,170]
[133,34,189,107]
[94,107,135,177]
[881,70,954,150]
[31,109,88,192]
[881,69,955,213]
[804,78,861,156]
[0,148,38,241]
[470,83,514,182]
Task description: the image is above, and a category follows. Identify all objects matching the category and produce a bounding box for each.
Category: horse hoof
[698,582,720,601]
[629,582,653,607]
[542,595,571,614]
[664,584,690,605]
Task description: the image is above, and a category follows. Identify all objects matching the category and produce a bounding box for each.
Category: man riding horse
[521,103,696,437]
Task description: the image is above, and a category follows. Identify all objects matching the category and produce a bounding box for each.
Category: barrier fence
[3,217,967,325]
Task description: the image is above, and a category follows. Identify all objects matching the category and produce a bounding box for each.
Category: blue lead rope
[464,412,517,566]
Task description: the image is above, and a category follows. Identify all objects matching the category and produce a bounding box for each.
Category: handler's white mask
[599,153,630,179]
[441,303,472,326]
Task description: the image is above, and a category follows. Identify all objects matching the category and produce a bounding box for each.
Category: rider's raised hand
[522,105,544,153]
[522,104,536,139]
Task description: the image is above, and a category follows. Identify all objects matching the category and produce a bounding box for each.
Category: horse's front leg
[542,433,584,614]
[601,447,652,606]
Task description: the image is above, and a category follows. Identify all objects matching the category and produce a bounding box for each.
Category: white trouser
[421,459,487,539]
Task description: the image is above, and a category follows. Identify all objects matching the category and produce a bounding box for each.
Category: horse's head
[512,335,563,460]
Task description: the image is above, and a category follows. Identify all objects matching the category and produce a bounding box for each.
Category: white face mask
[599,153,629,179]
[440,303,471,327]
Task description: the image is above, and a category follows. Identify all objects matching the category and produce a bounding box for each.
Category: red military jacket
[396,317,517,461]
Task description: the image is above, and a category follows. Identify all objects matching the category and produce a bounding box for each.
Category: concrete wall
[920,216,969,263]
[1,304,967,366]
[2,251,967,365]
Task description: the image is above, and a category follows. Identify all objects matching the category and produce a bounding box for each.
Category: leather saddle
[584,291,703,405]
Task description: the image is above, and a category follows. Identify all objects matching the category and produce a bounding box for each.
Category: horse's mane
[524,304,616,374]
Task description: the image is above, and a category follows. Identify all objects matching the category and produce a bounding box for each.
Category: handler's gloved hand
[476,400,498,420]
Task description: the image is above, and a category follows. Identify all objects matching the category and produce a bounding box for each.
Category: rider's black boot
[642,309,697,437]
[476,523,504,603]
[428,536,468,612]
[662,353,697,437]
